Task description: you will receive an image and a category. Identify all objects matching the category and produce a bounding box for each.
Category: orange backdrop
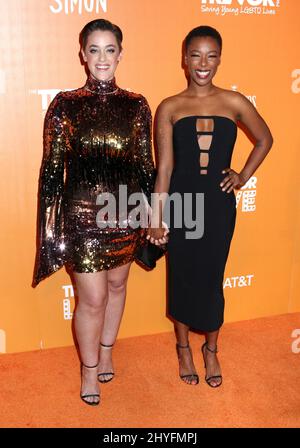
[0,0,299,354]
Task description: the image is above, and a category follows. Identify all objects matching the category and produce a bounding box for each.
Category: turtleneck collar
[84,74,118,94]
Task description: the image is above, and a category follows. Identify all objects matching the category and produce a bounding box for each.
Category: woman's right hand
[147,223,169,245]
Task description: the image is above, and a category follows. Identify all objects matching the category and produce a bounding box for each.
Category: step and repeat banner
[0,0,299,353]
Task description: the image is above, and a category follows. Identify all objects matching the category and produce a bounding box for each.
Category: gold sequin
[33,76,155,286]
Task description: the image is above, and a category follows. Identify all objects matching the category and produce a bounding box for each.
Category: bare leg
[98,262,132,382]
[202,329,222,387]
[73,270,108,404]
[174,320,198,385]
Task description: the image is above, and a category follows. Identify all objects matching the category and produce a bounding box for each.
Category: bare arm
[221,93,273,193]
[147,99,174,243]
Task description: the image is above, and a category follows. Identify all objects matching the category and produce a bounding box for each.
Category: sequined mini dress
[33,76,155,286]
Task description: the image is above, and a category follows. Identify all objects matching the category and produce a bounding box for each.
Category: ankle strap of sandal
[204,342,218,354]
[100,342,114,348]
[82,362,99,369]
[176,342,190,349]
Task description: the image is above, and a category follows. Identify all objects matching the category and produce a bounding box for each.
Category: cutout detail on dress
[196,118,214,175]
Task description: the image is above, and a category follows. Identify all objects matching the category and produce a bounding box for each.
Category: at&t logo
[223,274,254,288]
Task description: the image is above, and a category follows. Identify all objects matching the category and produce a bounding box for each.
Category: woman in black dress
[148,26,273,387]
[33,19,155,404]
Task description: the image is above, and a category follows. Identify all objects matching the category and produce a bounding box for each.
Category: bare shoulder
[218,88,246,104]
[156,93,186,120]
[219,89,256,120]
[222,89,254,107]
[157,94,182,110]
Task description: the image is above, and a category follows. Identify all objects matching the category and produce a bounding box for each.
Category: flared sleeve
[133,96,156,205]
[32,93,68,287]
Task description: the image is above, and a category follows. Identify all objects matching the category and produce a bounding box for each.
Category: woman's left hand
[220,168,247,193]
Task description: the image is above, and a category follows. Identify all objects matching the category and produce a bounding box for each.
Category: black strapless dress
[167,115,237,332]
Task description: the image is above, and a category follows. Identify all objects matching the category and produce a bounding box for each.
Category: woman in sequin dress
[33,19,155,405]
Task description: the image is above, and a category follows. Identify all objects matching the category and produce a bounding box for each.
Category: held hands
[146,221,169,246]
[220,168,247,193]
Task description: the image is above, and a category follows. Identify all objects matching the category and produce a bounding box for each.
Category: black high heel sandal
[176,342,199,385]
[201,342,223,388]
[80,363,100,406]
[98,342,115,384]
